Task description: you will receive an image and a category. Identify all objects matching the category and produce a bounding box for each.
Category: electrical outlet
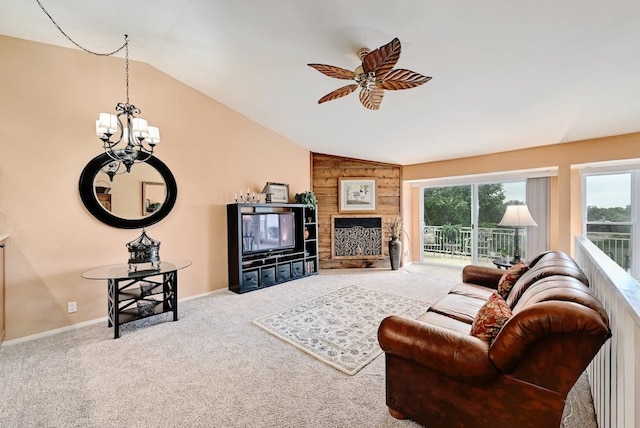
[67,301,77,313]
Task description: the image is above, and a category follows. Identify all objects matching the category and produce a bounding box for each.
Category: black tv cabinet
[227,203,318,293]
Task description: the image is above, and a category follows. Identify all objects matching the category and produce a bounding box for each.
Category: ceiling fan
[308,38,432,110]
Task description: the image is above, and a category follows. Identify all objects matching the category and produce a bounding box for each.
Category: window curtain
[526,177,550,259]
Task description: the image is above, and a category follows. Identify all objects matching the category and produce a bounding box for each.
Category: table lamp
[498,205,537,263]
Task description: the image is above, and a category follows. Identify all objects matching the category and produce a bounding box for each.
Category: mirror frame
[79,153,178,229]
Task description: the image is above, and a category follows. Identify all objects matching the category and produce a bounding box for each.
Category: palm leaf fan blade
[377,69,432,90]
[307,63,356,80]
[362,38,401,78]
[318,84,358,104]
[359,87,384,110]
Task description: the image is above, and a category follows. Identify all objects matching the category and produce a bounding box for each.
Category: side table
[82,260,191,338]
[492,259,518,270]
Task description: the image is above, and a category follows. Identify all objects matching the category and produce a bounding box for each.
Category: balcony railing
[423,226,632,272]
[586,232,631,272]
[423,225,526,261]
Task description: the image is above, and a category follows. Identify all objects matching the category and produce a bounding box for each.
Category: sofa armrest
[378,315,498,383]
[462,265,503,289]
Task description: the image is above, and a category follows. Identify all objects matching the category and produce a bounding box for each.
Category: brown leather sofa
[378,251,611,428]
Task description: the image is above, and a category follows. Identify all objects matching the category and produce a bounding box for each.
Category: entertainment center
[227,203,318,293]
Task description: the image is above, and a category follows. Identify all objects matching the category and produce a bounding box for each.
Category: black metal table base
[107,270,179,339]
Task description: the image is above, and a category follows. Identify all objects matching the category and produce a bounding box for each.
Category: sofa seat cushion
[416,311,472,335]
[470,292,512,344]
[449,282,495,301]
[428,293,487,324]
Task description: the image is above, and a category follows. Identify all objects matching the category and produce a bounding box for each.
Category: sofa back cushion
[470,292,512,344]
[527,250,576,269]
[505,257,589,308]
[512,275,610,325]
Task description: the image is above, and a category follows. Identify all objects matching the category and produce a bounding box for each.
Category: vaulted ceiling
[2,0,640,165]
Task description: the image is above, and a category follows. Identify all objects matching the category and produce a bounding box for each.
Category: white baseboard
[2,289,225,346]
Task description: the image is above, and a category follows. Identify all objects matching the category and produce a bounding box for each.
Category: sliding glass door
[422,181,526,267]
[422,185,471,267]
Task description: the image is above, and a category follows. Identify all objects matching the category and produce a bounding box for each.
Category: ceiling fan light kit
[308,38,431,110]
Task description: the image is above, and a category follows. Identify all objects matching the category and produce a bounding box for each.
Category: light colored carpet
[0,264,597,427]
[253,285,429,375]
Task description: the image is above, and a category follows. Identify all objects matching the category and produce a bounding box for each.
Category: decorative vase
[304,227,310,239]
[389,237,402,270]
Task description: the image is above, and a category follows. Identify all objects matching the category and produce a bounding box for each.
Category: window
[584,173,634,275]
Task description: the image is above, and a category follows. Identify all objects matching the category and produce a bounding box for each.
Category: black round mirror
[79,153,177,229]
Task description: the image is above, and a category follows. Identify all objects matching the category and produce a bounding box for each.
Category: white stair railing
[574,235,640,428]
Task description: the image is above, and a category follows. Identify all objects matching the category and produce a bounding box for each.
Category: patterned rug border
[252,285,429,375]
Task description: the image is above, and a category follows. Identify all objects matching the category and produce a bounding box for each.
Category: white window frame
[581,169,639,278]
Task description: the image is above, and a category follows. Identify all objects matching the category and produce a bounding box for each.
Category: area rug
[252,285,429,375]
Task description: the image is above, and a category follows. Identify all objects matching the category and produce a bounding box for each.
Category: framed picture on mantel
[339,178,377,213]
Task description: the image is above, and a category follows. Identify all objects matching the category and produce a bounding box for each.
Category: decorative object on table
[264,182,289,203]
[339,178,377,213]
[261,184,276,203]
[498,204,538,263]
[294,191,318,208]
[126,229,161,273]
[136,298,158,317]
[139,281,155,297]
[497,249,510,264]
[308,37,432,110]
[235,188,259,203]
[253,285,428,375]
[388,215,403,270]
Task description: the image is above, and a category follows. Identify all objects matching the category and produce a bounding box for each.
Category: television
[241,212,295,255]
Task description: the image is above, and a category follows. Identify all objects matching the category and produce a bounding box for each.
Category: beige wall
[403,134,640,263]
[0,36,310,340]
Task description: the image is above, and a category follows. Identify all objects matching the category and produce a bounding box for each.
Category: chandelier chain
[125,38,129,104]
[35,0,127,57]
[36,0,131,104]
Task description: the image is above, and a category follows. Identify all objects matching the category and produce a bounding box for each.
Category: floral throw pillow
[470,292,512,344]
[497,262,529,299]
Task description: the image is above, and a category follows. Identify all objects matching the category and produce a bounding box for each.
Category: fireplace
[332,216,383,258]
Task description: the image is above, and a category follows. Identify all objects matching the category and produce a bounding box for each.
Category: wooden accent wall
[311,153,402,269]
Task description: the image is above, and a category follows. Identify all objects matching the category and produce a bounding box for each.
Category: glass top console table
[82,260,192,338]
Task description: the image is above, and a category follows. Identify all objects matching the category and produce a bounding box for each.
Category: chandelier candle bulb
[132,117,148,138]
[95,121,109,137]
[147,126,160,145]
[97,113,117,134]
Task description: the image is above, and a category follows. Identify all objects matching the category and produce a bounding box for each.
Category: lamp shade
[498,205,538,227]
[262,184,275,194]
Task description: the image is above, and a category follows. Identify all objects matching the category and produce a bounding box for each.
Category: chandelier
[35,2,160,175]
[95,35,160,174]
